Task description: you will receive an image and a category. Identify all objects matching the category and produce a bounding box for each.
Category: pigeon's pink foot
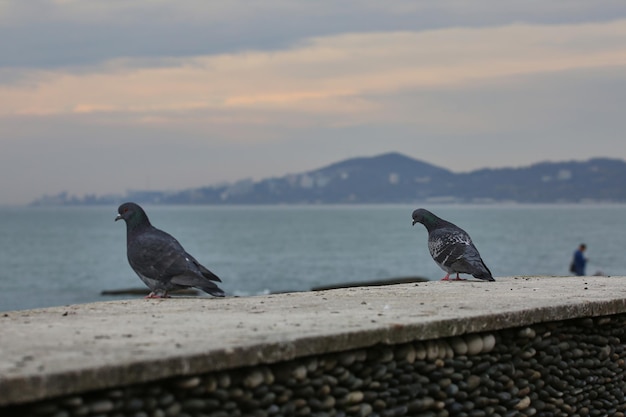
[441,274,451,281]
[145,292,170,299]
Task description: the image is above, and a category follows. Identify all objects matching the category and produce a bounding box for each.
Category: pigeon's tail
[194,261,222,282]
[201,285,226,297]
[171,273,226,297]
[473,272,495,282]
[472,261,495,281]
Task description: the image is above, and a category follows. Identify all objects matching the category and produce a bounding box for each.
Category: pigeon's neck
[125,216,152,236]
[424,218,451,233]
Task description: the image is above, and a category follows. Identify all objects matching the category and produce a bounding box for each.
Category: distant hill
[30,153,626,205]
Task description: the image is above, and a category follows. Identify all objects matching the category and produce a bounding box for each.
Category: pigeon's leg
[454,273,464,281]
[441,273,451,281]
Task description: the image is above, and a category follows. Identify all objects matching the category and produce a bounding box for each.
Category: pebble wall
[4,313,626,417]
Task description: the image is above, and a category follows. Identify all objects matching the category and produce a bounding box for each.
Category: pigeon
[115,202,225,298]
[411,208,494,282]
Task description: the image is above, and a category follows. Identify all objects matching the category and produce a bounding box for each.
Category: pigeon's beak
[115,214,122,222]
[412,220,417,226]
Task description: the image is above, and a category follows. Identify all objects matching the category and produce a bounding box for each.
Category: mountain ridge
[31,153,626,205]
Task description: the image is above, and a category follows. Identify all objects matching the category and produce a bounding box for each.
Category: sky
[1,1,626,205]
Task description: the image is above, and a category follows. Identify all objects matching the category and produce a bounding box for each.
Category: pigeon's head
[115,202,150,227]
[412,208,438,228]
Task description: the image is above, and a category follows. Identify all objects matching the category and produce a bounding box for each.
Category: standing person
[571,244,587,276]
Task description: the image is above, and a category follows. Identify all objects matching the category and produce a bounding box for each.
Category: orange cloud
[2,19,626,122]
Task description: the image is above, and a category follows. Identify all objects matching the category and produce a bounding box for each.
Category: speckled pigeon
[411,208,494,281]
[115,202,225,298]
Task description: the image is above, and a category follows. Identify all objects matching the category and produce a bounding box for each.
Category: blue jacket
[573,249,587,276]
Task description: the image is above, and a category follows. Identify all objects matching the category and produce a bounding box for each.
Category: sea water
[1,204,624,312]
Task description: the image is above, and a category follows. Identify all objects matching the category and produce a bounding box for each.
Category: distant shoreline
[27,154,626,207]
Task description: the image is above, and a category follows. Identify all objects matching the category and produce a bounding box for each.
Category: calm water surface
[1,204,624,312]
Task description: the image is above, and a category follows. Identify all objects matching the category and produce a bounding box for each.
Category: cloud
[2,1,626,68]
[1,19,626,126]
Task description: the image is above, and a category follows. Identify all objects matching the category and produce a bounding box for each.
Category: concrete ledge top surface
[2,276,626,406]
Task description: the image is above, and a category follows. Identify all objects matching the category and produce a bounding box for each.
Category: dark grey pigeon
[412,208,494,282]
[115,202,225,298]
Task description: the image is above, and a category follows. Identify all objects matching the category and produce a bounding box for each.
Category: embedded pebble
[88,400,114,414]
[451,337,468,355]
[414,342,427,360]
[339,352,356,367]
[482,334,496,353]
[218,374,230,388]
[437,341,450,359]
[6,314,626,417]
[346,391,364,404]
[379,348,394,363]
[395,345,416,364]
[518,327,536,338]
[176,377,201,389]
[465,334,484,355]
[244,370,265,389]
[515,396,531,410]
[292,365,307,380]
[426,341,439,360]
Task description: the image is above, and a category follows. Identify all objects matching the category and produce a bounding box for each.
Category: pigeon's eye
[123,208,129,213]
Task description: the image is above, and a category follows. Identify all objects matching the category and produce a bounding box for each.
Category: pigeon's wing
[451,242,494,280]
[183,253,222,282]
[169,251,225,297]
[127,231,176,283]
[428,227,493,280]
[130,228,225,296]
[427,227,472,268]
[128,229,207,281]
[464,243,495,281]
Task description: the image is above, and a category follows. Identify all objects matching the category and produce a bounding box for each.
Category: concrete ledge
[1,276,626,406]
